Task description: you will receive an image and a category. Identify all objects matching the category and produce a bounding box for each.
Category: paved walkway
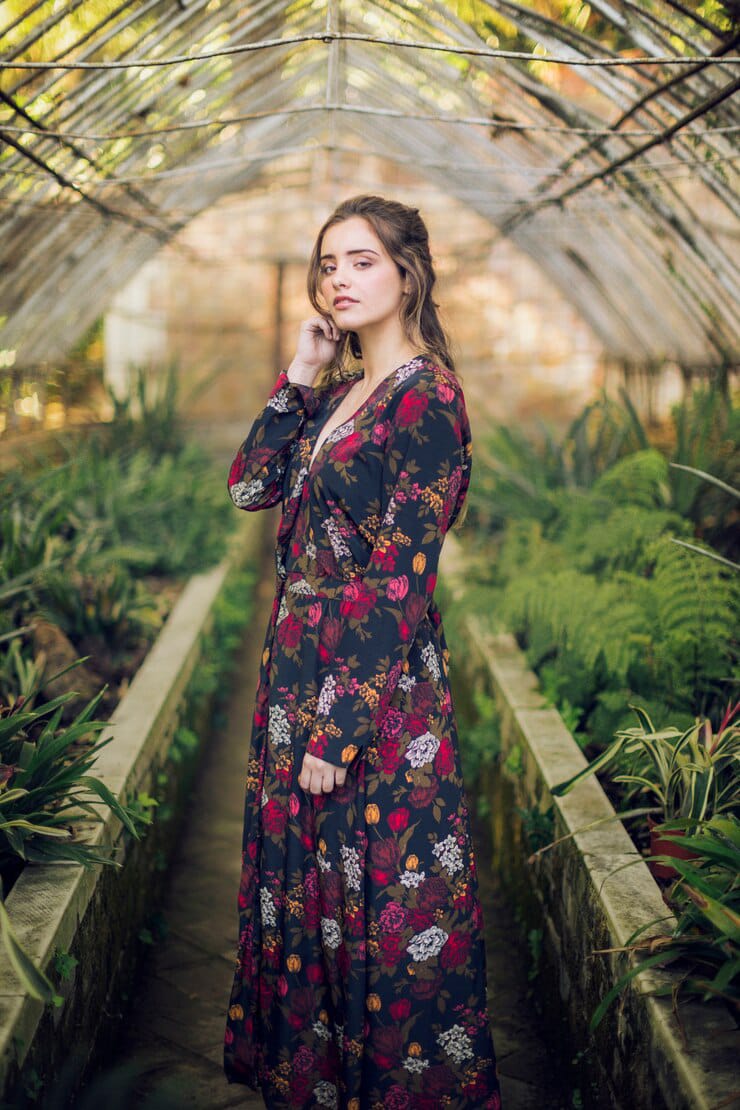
[81,541,570,1109]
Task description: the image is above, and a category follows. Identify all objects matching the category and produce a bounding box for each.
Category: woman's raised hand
[298,750,348,794]
[287,316,343,387]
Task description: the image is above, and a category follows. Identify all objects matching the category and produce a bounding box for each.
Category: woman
[223,194,502,1109]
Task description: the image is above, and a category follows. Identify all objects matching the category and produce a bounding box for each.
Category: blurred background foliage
[460,383,739,748]
[0,363,240,909]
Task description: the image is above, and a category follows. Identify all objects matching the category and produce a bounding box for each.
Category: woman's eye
[320,259,370,274]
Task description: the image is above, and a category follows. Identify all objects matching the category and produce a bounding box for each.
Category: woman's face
[317,216,407,336]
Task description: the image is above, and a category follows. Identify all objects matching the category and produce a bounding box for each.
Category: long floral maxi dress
[223,354,502,1110]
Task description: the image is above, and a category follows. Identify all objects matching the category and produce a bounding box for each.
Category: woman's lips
[334,298,358,309]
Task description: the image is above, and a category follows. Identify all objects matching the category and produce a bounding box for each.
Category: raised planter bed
[461,616,738,1110]
[0,515,262,1104]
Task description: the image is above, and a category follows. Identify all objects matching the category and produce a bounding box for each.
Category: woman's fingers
[298,752,347,794]
[316,315,341,343]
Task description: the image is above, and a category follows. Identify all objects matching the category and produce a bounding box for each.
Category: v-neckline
[307,356,423,475]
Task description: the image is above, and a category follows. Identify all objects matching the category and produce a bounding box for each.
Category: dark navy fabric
[223,356,502,1109]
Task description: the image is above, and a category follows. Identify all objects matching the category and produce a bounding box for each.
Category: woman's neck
[355,331,421,390]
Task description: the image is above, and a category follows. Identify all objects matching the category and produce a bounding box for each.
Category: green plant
[459,686,501,782]
[40,565,165,652]
[466,387,649,534]
[0,685,147,871]
[516,804,556,852]
[104,361,184,461]
[465,385,739,742]
[669,388,740,555]
[503,743,524,778]
[587,813,740,1029]
[668,462,740,571]
[550,702,739,828]
[0,679,150,1004]
[52,949,78,982]
[527,927,543,982]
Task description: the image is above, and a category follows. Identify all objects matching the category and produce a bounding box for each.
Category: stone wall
[104,178,608,444]
[459,619,738,1110]
[0,520,260,1104]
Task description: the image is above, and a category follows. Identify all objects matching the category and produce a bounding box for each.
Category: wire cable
[2,30,739,70]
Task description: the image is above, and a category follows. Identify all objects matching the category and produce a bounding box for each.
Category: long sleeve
[228,370,321,511]
[305,367,472,769]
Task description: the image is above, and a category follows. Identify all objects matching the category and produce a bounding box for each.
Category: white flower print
[313,1080,338,1107]
[306,540,317,559]
[322,518,351,559]
[290,466,308,500]
[267,387,292,412]
[381,493,398,529]
[432,834,464,876]
[421,641,441,681]
[317,673,338,714]
[268,703,291,747]
[396,357,426,383]
[260,888,276,928]
[340,845,362,892]
[403,1056,430,1074]
[288,577,315,596]
[326,419,354,445]
[399,869,426,888]
[406,925,449,962]
[437,1024,474,1065]
[229,477,266,508]
[321,916,342,950]
[397,673,417,692]
[405,731,440,768]
[276,594,289,625]
[312,1020,332,1041]
[317,853,332,873]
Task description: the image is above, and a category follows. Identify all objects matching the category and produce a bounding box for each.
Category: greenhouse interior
[0,1,738,1108]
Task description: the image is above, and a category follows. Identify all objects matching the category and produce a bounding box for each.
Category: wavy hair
[306,194,458,391]
[305,195,468,529]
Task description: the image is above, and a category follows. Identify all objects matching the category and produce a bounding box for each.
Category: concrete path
[81,542,570,1109]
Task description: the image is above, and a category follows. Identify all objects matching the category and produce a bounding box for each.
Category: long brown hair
[306,194,458,391]
[306,195,469,530]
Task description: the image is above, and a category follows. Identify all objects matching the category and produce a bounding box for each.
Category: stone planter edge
[0,514,260,1094]
[463,613,737,1110]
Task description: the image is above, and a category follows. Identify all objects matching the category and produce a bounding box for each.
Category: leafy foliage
[465,386,739,740]
[0,364,247,1005]
[0,683,146,873]
[588,814,740,1029]
[0,365,235,700]
[552,702,740,825]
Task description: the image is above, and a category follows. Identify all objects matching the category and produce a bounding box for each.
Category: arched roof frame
[0,0,738,371]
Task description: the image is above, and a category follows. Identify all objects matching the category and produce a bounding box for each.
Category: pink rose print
[387,574,409,601]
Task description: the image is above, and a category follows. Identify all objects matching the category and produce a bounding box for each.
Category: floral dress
[223,354,502,1110]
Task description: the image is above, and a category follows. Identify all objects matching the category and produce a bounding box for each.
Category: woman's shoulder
[392,355,466,414]
[404,353,462,387]
[384,356,470,460]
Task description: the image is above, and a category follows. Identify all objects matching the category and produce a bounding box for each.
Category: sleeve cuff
[305,726,362,768]
[271,369,322,418]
